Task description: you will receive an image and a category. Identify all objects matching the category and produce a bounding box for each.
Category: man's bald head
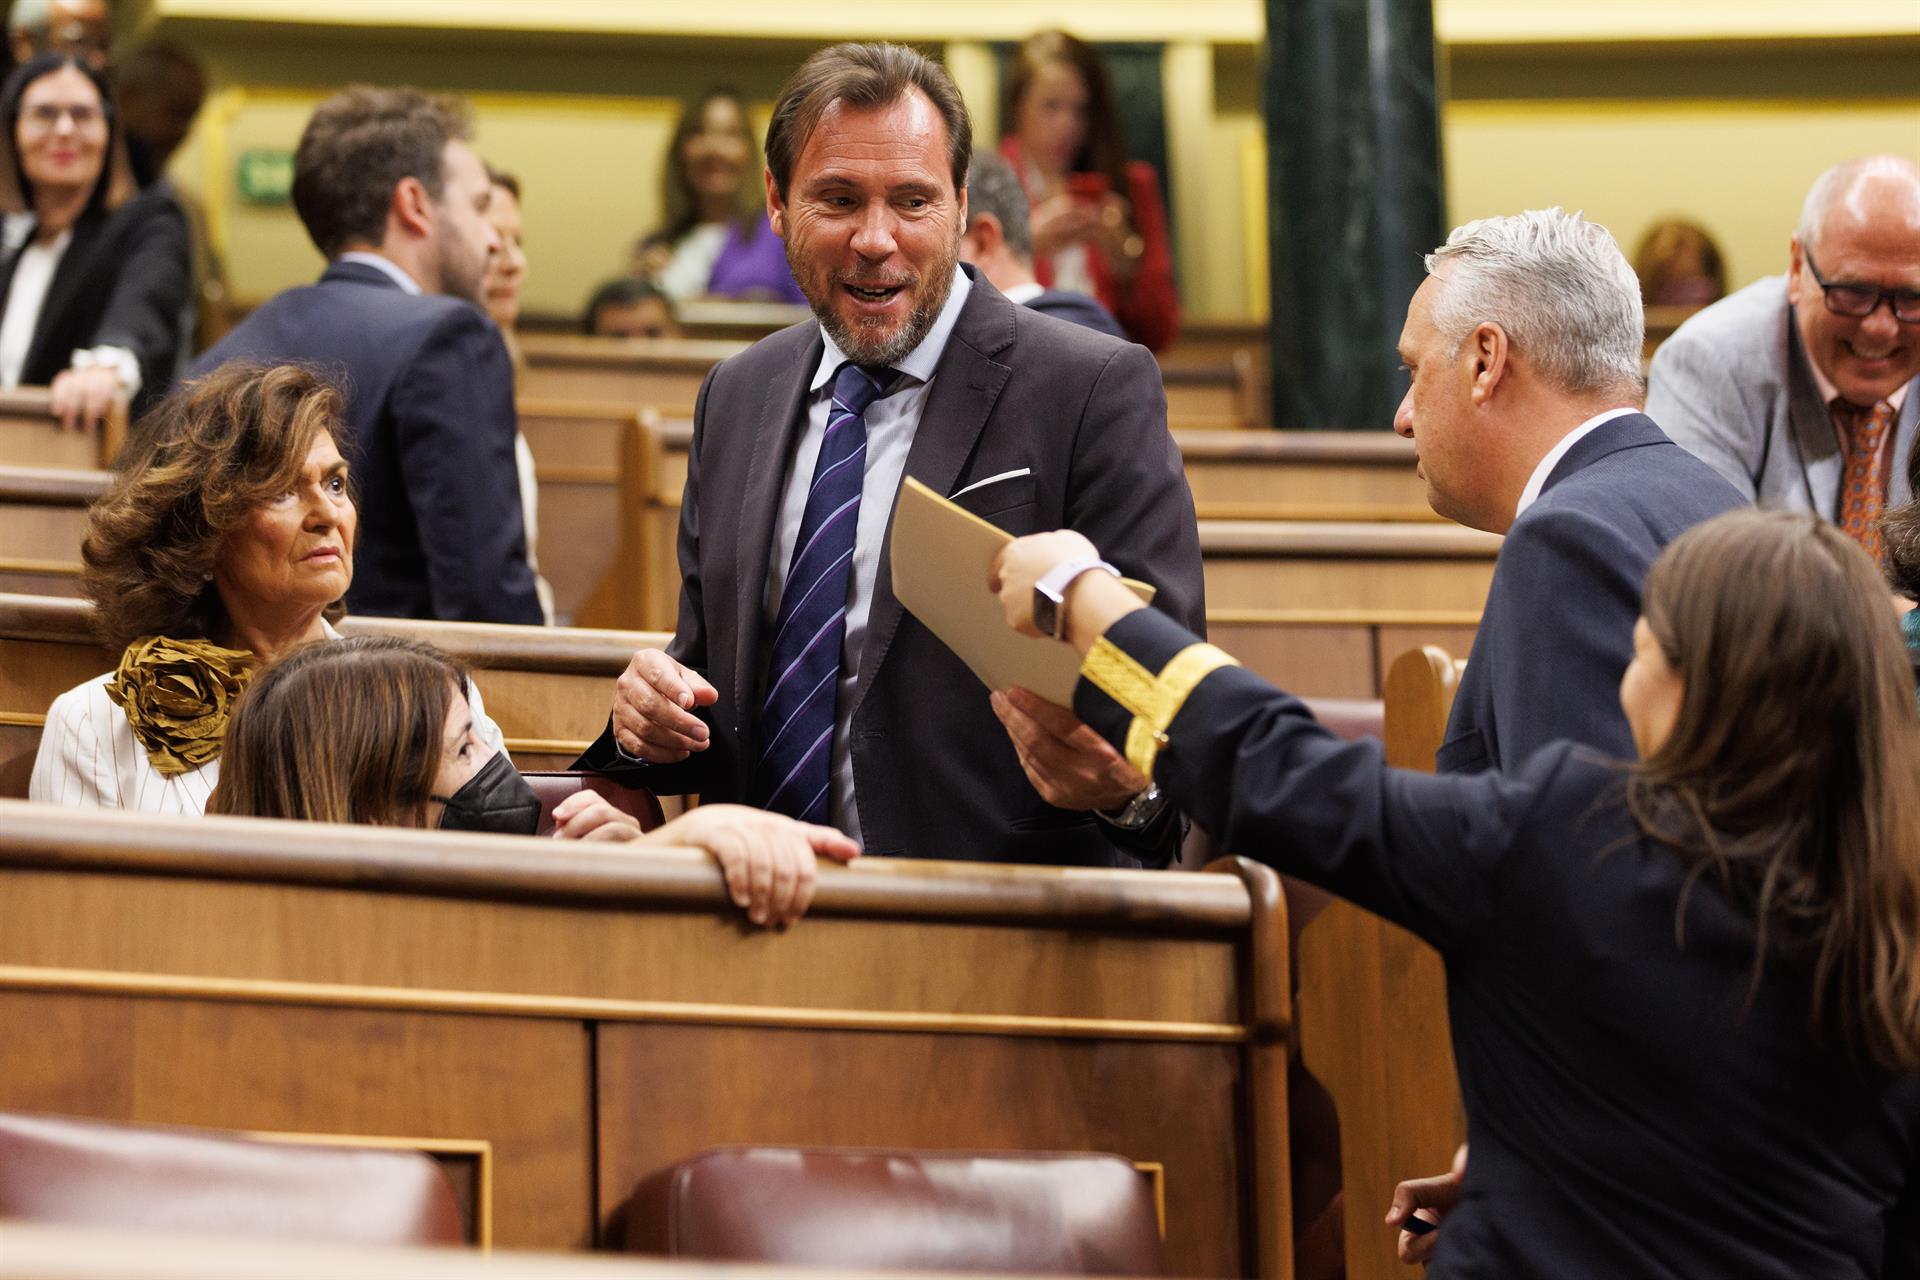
[1787,155,1920,408]
[1797,155,1920,252]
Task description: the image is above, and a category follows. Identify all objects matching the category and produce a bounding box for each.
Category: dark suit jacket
[1024,288,1124,340]
[579,269,1205,865]
[1439,414,1746,774]
[0,184,189,416]
[191,260,542,624]
[1078,606,1920,1280]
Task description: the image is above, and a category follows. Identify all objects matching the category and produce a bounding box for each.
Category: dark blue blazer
[1023,288,1125,340]
[1438,414,1746,774]
[1077,606,1920,1280]
[191,261,541,624]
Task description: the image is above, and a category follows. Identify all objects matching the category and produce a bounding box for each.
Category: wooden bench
[1294,644,1466,1280]
[0,464,104,598]
[1161,349,1260,428]
[517,335,745,413]
[0,800,1294,1275]
[0,594,675,795]
[1175,428,1433,521]
[0,387,125,470]
[1200,521,1498,614]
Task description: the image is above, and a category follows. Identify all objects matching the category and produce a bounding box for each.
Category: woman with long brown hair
[211,636,858,929]
[0,52,188,428]
[999,31,1178,351]
[633,88,802,304]
[990,507,1920,1277]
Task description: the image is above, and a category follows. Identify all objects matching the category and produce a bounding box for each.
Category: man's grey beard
[792,244,958,368]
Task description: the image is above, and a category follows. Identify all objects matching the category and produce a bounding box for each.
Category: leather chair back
[523,771,665,835]
[616,1146,1164,1275]
[0,1112,464,1244]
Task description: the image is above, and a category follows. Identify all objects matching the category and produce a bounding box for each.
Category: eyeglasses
[1804,248,1920,324]
[20,103,103,133]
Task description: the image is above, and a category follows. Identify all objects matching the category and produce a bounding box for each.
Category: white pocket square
[949,468,1032,500]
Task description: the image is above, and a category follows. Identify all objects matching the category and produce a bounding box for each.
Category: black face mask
[433,751,540,836]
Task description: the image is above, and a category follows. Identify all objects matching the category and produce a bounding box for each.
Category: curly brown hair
[83,361,351,653]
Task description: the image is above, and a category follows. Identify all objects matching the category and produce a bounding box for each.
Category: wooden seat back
[0,388,124,470]
[0,465,103,599]
[1295,643,1466,1280]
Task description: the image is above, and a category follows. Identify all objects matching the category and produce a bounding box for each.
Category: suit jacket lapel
[730,325,823,733]
[21,213,105,375]
[1784,303,1843,515]
[847,282,1015,722]
[1538,413,1666,495]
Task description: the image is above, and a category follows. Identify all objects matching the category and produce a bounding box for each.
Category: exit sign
[235,148,293,204]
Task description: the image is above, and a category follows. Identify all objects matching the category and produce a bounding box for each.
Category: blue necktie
[755,362,895,822]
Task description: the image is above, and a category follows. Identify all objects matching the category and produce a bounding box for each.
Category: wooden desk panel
[0,802,1291,1275]
[0,992,592,1249]
[599,1024,1247,1277]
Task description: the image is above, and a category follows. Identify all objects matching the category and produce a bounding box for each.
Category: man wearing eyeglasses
[1649,156,1920,558]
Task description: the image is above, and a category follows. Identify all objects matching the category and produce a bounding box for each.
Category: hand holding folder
[888,476,1154,706]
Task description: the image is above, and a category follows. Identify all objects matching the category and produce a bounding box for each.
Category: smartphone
[1400,1214,1438,1237]
[1067,172,1110,201]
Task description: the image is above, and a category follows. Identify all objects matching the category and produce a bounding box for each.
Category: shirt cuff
[70,345,141,400]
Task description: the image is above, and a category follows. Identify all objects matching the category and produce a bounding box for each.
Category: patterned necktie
[755,362,895,823]
[1834,397,1897,563]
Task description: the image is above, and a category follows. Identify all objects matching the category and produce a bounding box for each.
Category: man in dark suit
[192,86,541,625]
[959,152,1124,340]
[1392,207,1746,776]
[578,43,1202,866]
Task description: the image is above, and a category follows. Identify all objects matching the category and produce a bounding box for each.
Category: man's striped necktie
[754,361,897,823]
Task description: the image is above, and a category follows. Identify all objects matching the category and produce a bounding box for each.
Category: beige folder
[889,476,1154,706]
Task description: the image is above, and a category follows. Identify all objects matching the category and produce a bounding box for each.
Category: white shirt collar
[1000,280,1044,306]
[1514,407,1639,520]
[810,264,972,393]
[336,251,424,296]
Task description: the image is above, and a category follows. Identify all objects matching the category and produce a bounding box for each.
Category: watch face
[1033,588,1061,639]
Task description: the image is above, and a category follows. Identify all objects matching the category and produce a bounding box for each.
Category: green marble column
[1265,0,1445,429]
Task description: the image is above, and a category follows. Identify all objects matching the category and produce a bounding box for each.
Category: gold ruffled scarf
[103,636,255,776]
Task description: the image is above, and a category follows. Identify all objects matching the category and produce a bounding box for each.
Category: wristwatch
[1033,557,1120,641]
[1098,783,1167,830]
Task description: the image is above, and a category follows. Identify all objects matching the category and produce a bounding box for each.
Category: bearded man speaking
[577,41,1203,867]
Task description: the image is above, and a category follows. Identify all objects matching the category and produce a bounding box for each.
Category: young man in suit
[959,152,1124,340]
[578,42,1203,867]
[1647,156,1920,562]
[191,87,542,625]
[1394,207,1746,775]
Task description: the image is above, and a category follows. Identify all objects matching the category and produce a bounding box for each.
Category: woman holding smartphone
[999,30,1179,351]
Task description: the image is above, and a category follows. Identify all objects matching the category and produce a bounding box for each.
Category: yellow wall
[1444,98,1920,291]
[148,2,1920,325]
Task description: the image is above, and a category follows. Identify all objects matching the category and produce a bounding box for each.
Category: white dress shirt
[1514,407,1640,521]
[0,228,71,388]
[762,265,973,842]
[29,620,505,815]
[337,251,424,295]
[656,224,730,300]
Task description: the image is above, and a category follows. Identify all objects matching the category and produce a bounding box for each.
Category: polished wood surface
[0,802,1289,1275]
[517,398,647,626]
[1176,428,1432,519]
[1293,644,1468,1280]
[517,334,744,411]
[1201,521,1498,614]
[0,1221,1070,1280]
[0,388,123,469]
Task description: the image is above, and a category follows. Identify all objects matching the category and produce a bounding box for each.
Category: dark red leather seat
[615,1146,1164,1275]
[522,770,664,835]
[0,1111,464,1244]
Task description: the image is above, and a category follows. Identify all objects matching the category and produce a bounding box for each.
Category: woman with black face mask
[209,636,857,929]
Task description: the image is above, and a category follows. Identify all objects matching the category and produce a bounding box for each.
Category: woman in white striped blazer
[29,360,502,814]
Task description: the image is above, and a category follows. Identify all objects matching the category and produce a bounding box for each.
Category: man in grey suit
[578,43,1202,867]
[1648,156,1920,556]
